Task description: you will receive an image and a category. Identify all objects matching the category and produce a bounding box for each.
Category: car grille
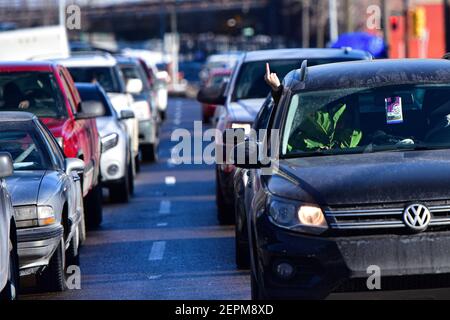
[326,203,450,230]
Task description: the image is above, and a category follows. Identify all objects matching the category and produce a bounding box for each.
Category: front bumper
[254,215,450,299]
[100,142,127,183]
[17,224,63,272]
[138,119,157,145]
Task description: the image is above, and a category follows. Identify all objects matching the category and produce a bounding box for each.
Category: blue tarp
[331,32,387,58]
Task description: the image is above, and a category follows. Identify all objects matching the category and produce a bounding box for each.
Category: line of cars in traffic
[0,51,166,300]
[199,49,450,299]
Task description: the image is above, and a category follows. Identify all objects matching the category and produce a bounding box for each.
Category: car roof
[0,111,37,122]
[287,59,450,92]
[56,52,117,68]
[243,48,372,63]
[114,55,139,66]
[0,61,56,72]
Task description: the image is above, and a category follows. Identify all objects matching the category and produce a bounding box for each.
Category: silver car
[76,83,135,203]
[0,153,18,300]
[0,112,85,292]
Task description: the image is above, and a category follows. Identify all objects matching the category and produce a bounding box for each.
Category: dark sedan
[228,59,450,299]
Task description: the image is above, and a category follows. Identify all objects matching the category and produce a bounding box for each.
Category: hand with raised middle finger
[264,63,281,91]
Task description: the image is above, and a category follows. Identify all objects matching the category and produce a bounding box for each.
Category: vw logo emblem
[403,204,431,231]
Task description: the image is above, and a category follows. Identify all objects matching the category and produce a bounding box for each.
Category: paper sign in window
[385,97,403,124]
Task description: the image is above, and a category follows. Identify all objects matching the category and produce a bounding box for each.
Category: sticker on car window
[385,96,403,124]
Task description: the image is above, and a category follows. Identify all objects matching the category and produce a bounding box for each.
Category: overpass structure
[0,0,274,37]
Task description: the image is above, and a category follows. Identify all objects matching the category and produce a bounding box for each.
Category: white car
[0,153,18,300]
[121,49,169,119]
[76,83,135,203]
[56,53,140,170]
[116,56,159,162]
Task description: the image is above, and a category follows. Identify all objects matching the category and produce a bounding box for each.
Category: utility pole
[344,0,352,33]
[445,0,450,52]
[170,2,179,87]
[328,0,338,44]
[59,0,66,27]
[381,0,390,57]
[302,0,310,48]
[404,0,410,58]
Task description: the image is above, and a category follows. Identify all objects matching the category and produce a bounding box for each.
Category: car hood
[40,118,66,138]
[228,99,265,123]
[269,150,450,207]
[6,171,46,206]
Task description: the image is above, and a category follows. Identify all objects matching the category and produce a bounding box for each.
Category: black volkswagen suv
[230,59,450,299]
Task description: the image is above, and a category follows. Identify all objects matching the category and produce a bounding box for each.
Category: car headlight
[14,205,56,228]
[101,133,119,153]
[268,196,328,235]
[231,123,251,135]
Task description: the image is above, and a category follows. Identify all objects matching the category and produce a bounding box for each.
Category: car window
[77,86,113,117]
[233,58,359,101]
[68,67,121,93]
[37,120,65,169]
[0,71,67,118]
[0,126,52,171]
[282,83,450,156]
[59,71,77,114]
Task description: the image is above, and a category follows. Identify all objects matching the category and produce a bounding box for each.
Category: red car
[0,62,103,227]
[201,68,231,123]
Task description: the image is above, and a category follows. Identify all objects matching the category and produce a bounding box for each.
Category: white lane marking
[147,275,162,280]
[159,200,171,215]
[165,176,176,185]
[175,100,183,107]
[148,241,166,261]
[157,223,168,227]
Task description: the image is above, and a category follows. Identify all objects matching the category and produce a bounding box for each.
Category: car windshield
[68,67,122,93]
[282,84,450,157]
[0,128,51,170]
[0,72,66,118]
[119,65,150,92]
[233,58,356,101]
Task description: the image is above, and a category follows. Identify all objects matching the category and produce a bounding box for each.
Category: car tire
[66,227,80,267]
[0,228,19,300]
[128,160,135,196]
[251,272,265,300]
[235,201,250,269]
[85,184,103,229]
[38,238,66,292]
[142,144,158,163]
[216,170,234,225]
[109,167,130,203]
[78,193,87,245]
[160,110,166,121]
[135,155,141,173]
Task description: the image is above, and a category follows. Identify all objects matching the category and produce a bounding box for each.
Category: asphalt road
[21,97,450,300]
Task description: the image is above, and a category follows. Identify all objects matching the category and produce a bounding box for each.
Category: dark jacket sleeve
[271,85,283,107]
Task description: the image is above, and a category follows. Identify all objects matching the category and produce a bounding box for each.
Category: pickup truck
[0,61,103,228]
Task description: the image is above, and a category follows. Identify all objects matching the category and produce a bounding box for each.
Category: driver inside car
[3,81,30,110]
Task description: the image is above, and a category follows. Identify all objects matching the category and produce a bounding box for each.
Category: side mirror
[197,83,226,105]
[223,129,270,169]
[65,158,85,176]
[0,153,13,178]
[126,78,143,94]
[119,110,135,120]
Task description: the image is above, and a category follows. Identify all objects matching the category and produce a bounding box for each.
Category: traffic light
[412,7,426,38]
[390,16,400,31]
